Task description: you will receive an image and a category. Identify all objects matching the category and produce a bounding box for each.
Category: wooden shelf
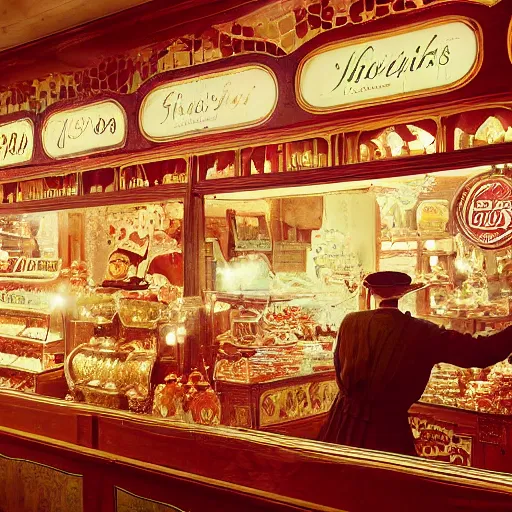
[0,184,187,214]
[194,143,512,197]
[421,251,456,257]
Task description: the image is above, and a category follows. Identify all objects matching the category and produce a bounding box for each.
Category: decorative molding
[116,488,185,512]
[0,0,502,116]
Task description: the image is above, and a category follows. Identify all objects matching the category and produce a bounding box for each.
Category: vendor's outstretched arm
[426,321,512,368]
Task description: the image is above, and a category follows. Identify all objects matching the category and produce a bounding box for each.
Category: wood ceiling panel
[0,0,153,51]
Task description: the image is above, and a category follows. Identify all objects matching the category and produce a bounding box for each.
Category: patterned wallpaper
[0,0,501,116]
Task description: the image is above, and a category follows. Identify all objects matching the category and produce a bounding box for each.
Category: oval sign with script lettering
[139,65,278,142]
[297,19,480,112]
[0,118,34,167]
[454,170,512,250]
[42,100,127,159]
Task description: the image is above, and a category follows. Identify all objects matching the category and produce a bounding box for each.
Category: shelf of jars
[198,108,512,183]
[0,159,188,209]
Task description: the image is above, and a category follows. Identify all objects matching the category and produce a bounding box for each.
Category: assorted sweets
[3,170,512,433]
[421,359,512,415]
[65,285,184,412]
[0,291,65,388]
[214,300,336,384]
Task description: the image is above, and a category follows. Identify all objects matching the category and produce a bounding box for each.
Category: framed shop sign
[139,65,278,142]
[0,118,34,167]
[42,100,127,159]
[297,18,481,113]
[454,168,512,250]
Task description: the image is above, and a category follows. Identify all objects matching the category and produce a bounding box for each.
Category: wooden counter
[2,389,512,511]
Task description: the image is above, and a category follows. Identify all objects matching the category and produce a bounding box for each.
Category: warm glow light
[219,267,235,287]
[408,125,435,148]
[454,257,471,273]
[51,294,66,309]
[387,132,404,157]
[425,240,436,251]
[165,331,177,346]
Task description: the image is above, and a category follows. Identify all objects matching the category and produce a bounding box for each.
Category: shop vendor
[319,271,512,456]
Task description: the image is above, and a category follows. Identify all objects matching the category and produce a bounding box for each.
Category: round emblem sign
[454,170,512,250]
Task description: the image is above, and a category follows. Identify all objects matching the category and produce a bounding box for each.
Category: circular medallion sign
[454,170,512,250]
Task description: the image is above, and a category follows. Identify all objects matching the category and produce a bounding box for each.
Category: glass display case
[0,299,65,394]
[204,193,365,431]
[60,199,187,412]
[373,168,512,414]
[210,292,338,430]
[204,164,512,435]
[0,212,67,395]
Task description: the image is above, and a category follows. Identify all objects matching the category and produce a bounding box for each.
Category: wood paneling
[0,0,152,51]
[2,390,512,511]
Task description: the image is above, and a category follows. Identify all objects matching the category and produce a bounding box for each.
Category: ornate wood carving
[0,0,503,116]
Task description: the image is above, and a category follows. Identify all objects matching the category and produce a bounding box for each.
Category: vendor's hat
[363,271,426,299]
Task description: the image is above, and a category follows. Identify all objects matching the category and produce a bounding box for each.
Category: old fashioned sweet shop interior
[1,1,512,511]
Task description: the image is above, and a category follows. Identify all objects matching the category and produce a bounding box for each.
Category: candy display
[66,342,155,411]
[214,297,335,384]
[421,359,512,415]
[0,300,65,388]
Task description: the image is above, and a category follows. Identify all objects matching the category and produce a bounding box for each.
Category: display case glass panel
[206,164,512,421]
[0,199,186,403]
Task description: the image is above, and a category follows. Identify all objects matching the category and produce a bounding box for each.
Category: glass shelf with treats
[0,196,191,409]
[375,167,512,416]
[0,294,66,394]
[208,291,337,385]
[0,305,64,373]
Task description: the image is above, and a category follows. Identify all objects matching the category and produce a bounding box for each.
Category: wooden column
[183,155,204,297]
